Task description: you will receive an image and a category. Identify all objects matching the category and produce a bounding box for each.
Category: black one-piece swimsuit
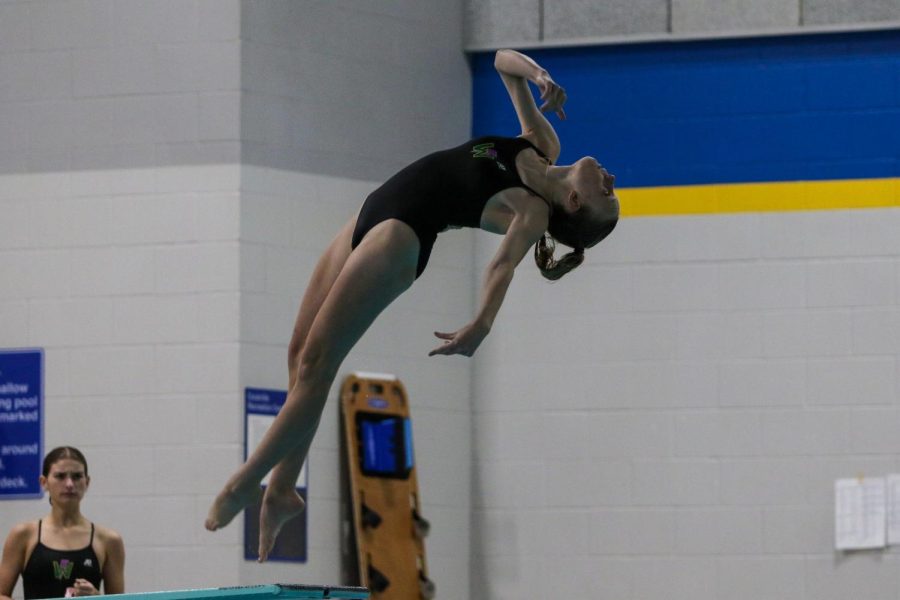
[351,135,549,278]
[22,520,103,600]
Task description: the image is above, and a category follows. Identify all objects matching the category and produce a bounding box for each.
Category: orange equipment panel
[340,373,434,600]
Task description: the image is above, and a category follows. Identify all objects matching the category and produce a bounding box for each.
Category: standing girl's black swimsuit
[351,135,550,277]
[22,520,103,600]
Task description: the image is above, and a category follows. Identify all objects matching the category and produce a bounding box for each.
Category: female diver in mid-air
[205,48,620,560]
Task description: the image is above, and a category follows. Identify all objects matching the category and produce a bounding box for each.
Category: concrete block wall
[8,2,897,600]
[464,0,900,48]
[233,165,475,595]
[1,0,472,596]
[1,0,243,591]
[241,0,471,183]
[471,208,900,600]
[234,2,473,593]
[0,0,242,173]
[467,33,900,600]
[0,163,244,594]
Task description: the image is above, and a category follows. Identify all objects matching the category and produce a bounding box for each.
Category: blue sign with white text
[243,387,307,563]
[0,349,44,499]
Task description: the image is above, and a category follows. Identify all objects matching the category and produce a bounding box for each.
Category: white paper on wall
[835,477,886,551]
[886,474,900,546]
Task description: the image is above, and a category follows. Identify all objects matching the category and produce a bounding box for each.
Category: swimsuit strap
[518,137,552,164]
[36,519,95,546]
[515,138,554,215]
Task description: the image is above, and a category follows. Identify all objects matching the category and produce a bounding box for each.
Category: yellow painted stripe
[618,177,900,217]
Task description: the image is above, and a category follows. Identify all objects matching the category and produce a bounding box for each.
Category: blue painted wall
[470,31,900,188]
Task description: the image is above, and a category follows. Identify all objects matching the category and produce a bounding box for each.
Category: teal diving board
[97,584,369,600]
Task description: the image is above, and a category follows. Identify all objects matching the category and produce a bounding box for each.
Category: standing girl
[0,447,125,599]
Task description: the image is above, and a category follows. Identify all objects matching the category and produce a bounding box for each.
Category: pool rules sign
[0,349,44,499]
[243,387,308,562]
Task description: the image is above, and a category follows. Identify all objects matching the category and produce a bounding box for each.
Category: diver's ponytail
[534,233,584,281]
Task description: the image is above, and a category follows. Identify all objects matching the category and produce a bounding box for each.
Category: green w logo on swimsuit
[471,142,507,171]
[52,559,74,580]
[471,143,497,159]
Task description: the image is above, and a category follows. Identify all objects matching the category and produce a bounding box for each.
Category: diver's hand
[428,322,489,357]
[536,72,567,120]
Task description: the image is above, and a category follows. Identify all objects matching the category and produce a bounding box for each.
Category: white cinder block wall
[471,209,900,600]
[234,2,472,593]
[466,3,900,600]
[5,1,898,599]
[0,163,244,593]
[1,1,472,597]
[464,0,900,49]
[1,0,245,593]
[234,165,476,592]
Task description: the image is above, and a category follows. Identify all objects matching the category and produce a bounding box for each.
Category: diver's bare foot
[205,482,261,531]
[258,488,306,562]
